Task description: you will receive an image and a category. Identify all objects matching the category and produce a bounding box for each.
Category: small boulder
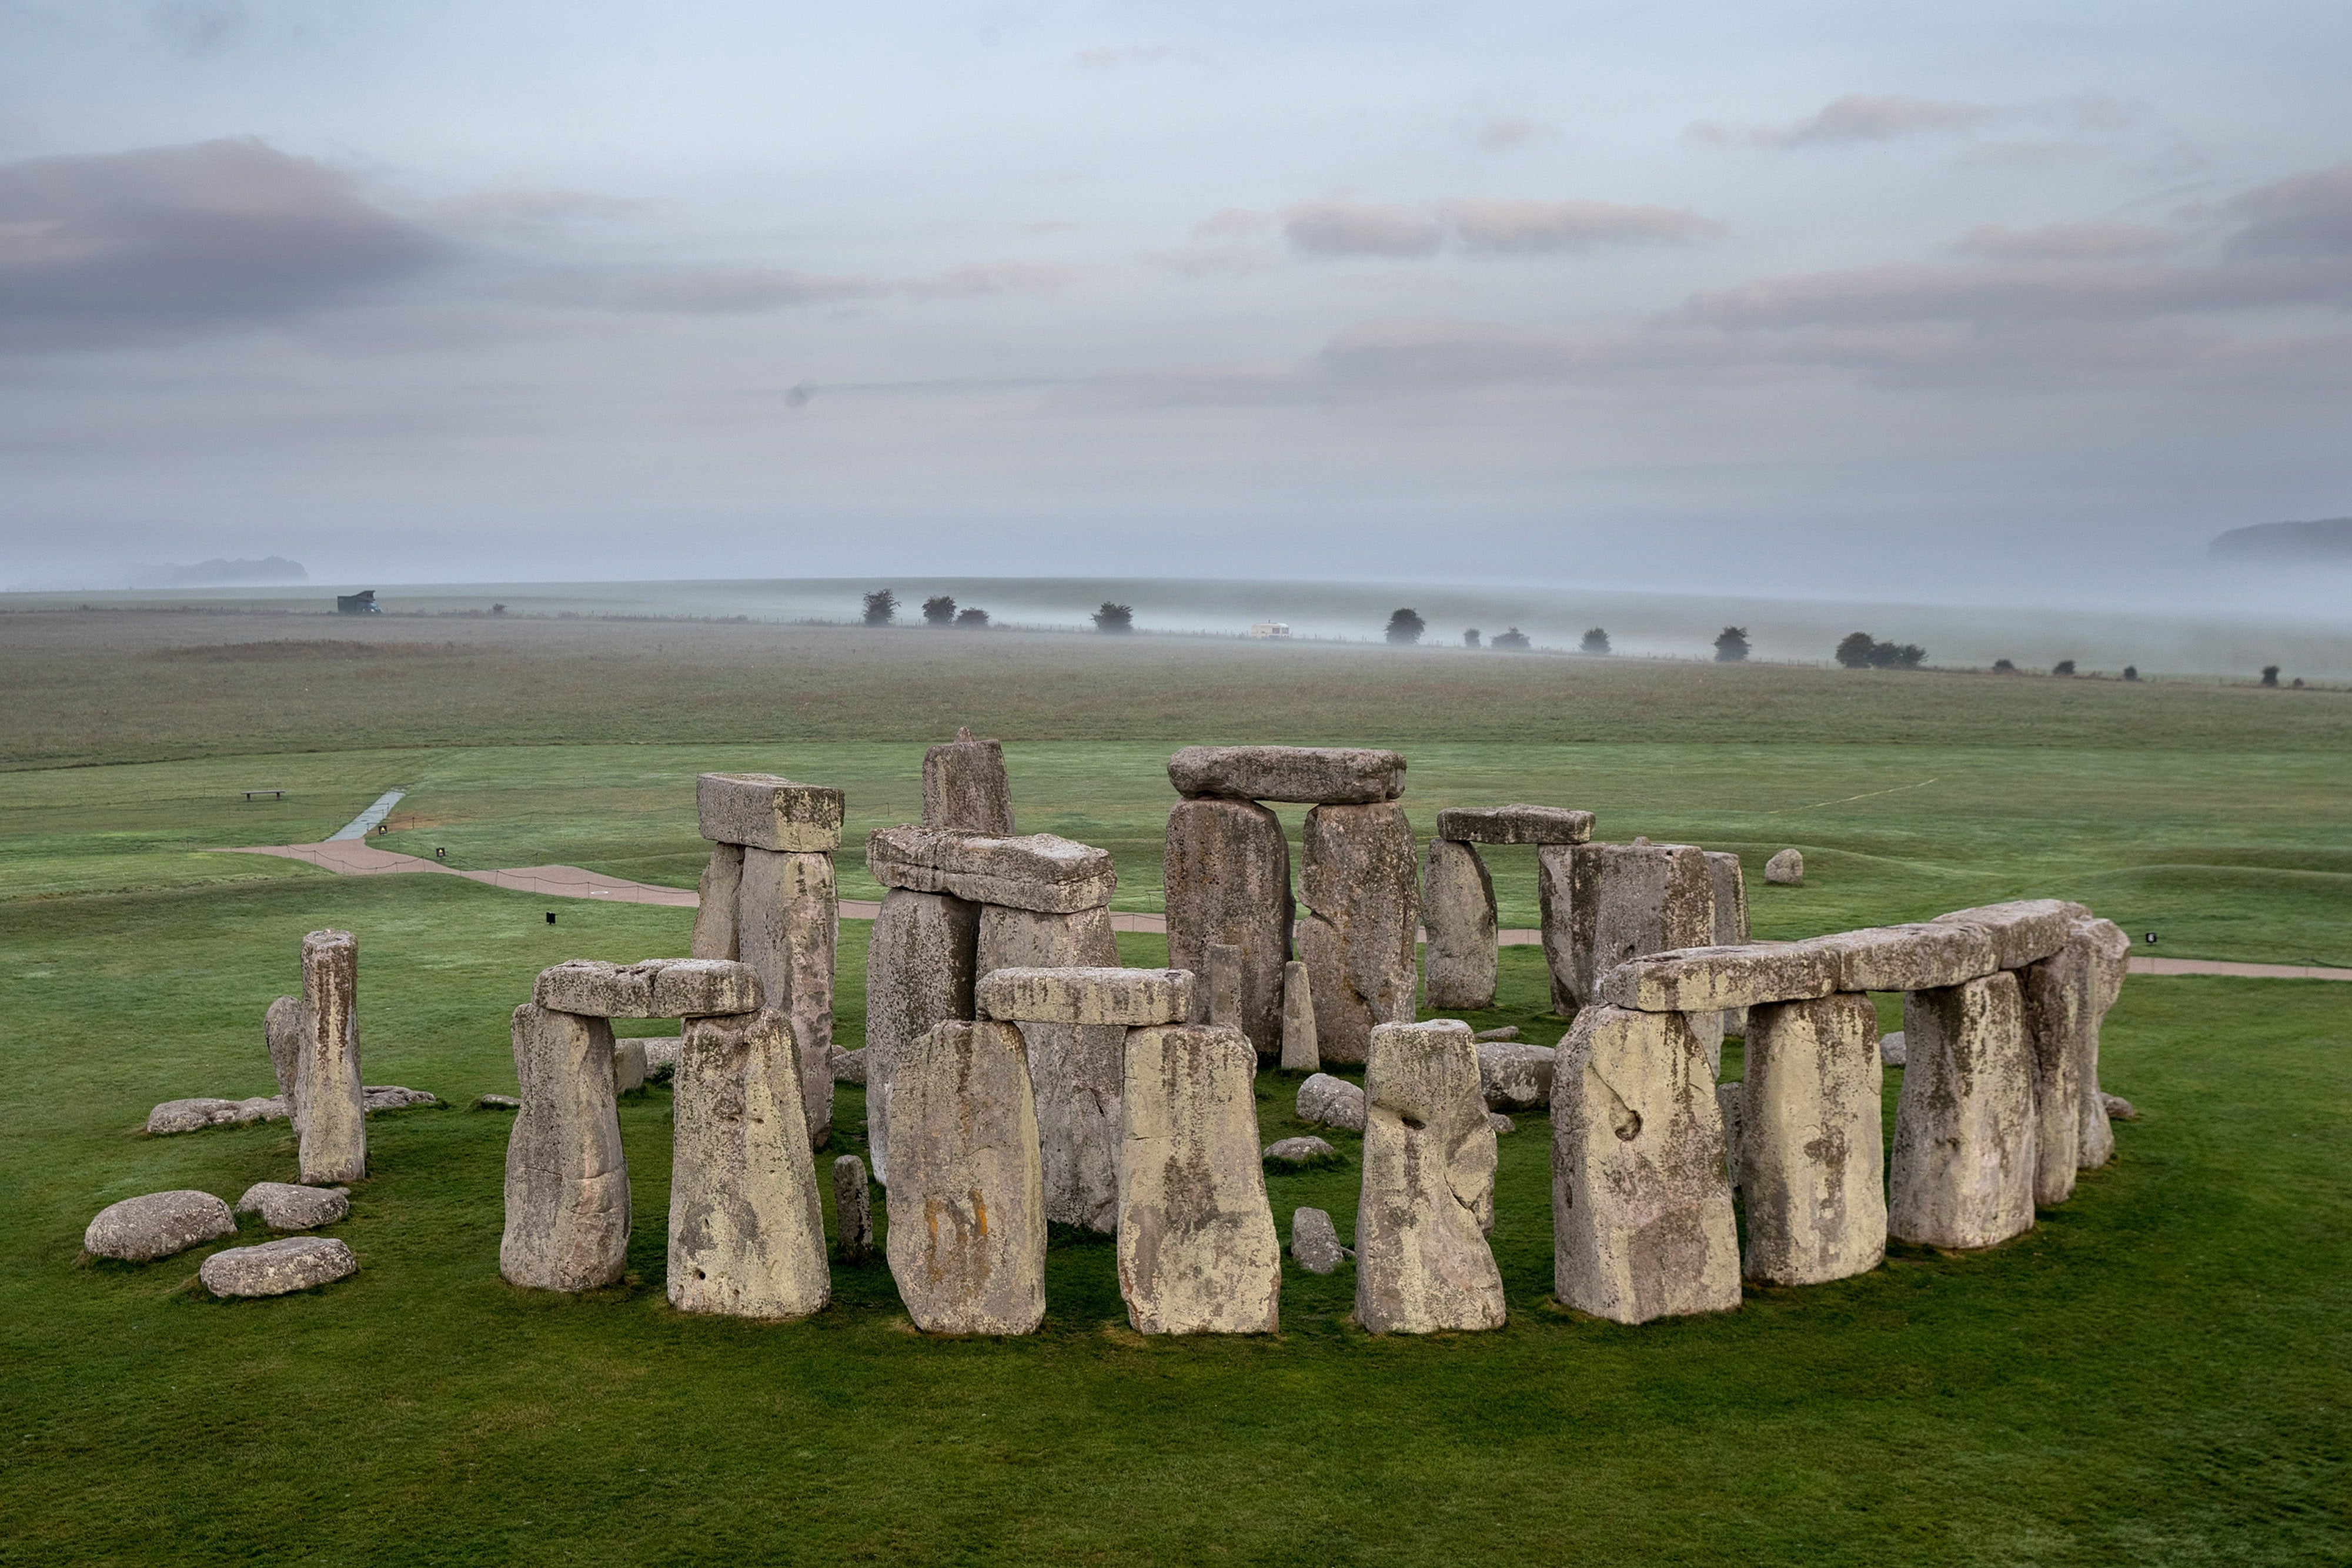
[1765,848,1805,886]
[145,1096,285,1136]
[234,1182,349,1231]
[1263,1135,1339,1165]
[200,1236,358,1298]
[1295,1073,1366,1133]
[1477,1041,1556,1111]
[1471,1025,1521,1042]
[1879,1031,1907,1067]
[362,1086,439,1112]
[1488,1112,1516,1135]
[476,1094,522,1110]
[830,1045,867,1084]
[2102,1092,2139,1121]
[613,1041,648,1094]
[85,1191,236,1262]
[643,1039,680,1081]
[1291,1207,1349,1275]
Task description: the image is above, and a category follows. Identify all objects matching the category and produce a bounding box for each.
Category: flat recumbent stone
[85,1190,236,1262]
[866,825,1116,914]
[1433,805,1594,845]
[1599,942,1840,1013]
[531,958,763,1019]
[696,772,845,852]
[235,1182,350,1232]
[974,967,1195,1027]
[1167,745,1405,804]
[201,1236,357,1298]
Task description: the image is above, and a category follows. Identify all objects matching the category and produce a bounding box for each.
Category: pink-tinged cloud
[1280,200,1444,257]
[1439,198,1723,252]
[1957,222,2178,260]
[1690,93,1996,149]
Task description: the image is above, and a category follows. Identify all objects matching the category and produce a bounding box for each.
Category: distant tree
[2260,664,2280,687]
[1877,643,1927,669]
[1992,658,2016,672]
[954,606,990,628]
[862,589,898,626]
[1093,602,1134,633]
[2292,677,2305,688]
[490,603,507,616]
[1714,626,1750,663]
[2123,665,2139,681]
[1385,608,1425,645]
[922,594,957,626]
[1492,627,1531,650]
[1462,628,1481,648]
[1835,632,1876,669]
[1581,627,1611,655]
[2053,659,2077,676]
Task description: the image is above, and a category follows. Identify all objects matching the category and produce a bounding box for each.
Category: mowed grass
[2,874,2346,1565]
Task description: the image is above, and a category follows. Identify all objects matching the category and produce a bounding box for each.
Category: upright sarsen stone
[1739,992,1885,1285]
[885,1020,1046,1335]
[1298,801,1419,1064]
[298,929,366,1185]
[1706,850,1750,1037]
[833,1155,874,1262]
[690,843,744,961]
[1117,1024,1281,1335]
[739,847,838,1146]
[1355,1021,1504,1334]
[669,1008,829,1319]
[1163,797,1293,1054]
[979,904,1122,1232]
[264,994,302,1098]
[1422,838,1498,1011]
[1889,972,2036,1250]
[501,1003,629,1292]
[1536,844,1578,1015]
[2076,918,2130,1170]
[1279,960,1319,1072]
[923,729,1016,835]
[2020,927,2101,1204]
[863,889,980,1186]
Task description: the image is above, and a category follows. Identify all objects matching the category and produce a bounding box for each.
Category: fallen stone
[1765,848,1804,886]
[1118,1024,1282,1335]
[1291,1206,1348,1274]
[1279,959,1319,1072]
[1806,923,1999,994]
[1422,838,1498,1011]
[200,1236,356,1298]
[978,907,1122,1233]
[1355,1020,1504,1333]
[885,1020,1047,1335]
[1262,1135,1338,1164]
[863,888,980,1188]
[1488,1112,1516,1135]
[975,966,1194,1027]
[1739,992,1886,1285]
[669,1008,829,1320]
[2101,1092,2138,1121]
[1879,1031,1907,1067]
[1167,744,1405,804]
[85,1190,236,1262]
[1472,1025,1521,1042]
[923,729,1016,835]
[1599,941,1840,1014]
[1930,898,2082,971]
[1551,1005,1741,1325]
[1296,1072,1366,1132]
[500,1003,630,1292]
[234,1182,349,1231]
[146,1096,285,1136]
[1477,1040,1556,1112]
[696,771,845,853]
[833,1154,874,1262]
[1298,800,1419,1064]
[867,825,1116,914]
[265,994,302,1098]
[1162,796,1292,1052]
[532,958,763,1021]
[477,1094,521,1110]
[613,1039,647,1095]
[690,842,744,961]
[1433,804,1593,845]
[362,1086,437,1112]
[1889,972,2036,1251]
[2077,918,2132,1171]
[298,928,367,1186]
[738,845,838,1145]
[830,1045,867,1084]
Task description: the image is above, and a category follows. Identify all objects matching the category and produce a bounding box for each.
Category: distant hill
[2209,517,2352,561]
[128,557,309,587]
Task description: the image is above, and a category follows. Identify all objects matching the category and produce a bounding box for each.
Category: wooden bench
[241,790,286,802]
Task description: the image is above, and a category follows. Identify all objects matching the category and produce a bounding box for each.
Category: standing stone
[863,888,980,1186]
[885,1020,1046,1335]
[1422,838,1498,1011]
[1574,843,1722,1068]
[1705,851,1750,1037]
[1765,848,1804,886]
[1291,1207,1348,1275]
[612,1039,648,1094]
[1117,1024,1282,1335]
[1204,942,1244,1029]
[1298,801,1419,1064]
[1163,796,1293,1055]
[1715,1082,1744,1189]
[1551,1005,1740,1324]
[979,904,1122,1232]
[669,1008,828,1319]
[1739,992,1885,1285]
[500,1003,628,1292]
[264,995,302,1098]
[1279,960,1319,1072]
[690,842,744,961]
[1536,845,1578,1015]
[1889,972,2036,1250]
[2076,917,2131,1171]
[833,1155,874,1262]
[2020,928,2098,1204]
[738,846,838,1146]
[1355,1021,1504,1333]
[923,728,1017,835]
[298,930,366,1185]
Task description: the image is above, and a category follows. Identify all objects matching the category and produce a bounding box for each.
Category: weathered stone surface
[1474,1025,1521,1042]
[1355,1021,1504,1333]
[2101,1092,2137,1120]
[1297,1072,1366,1132]
[1204,942,1244,1029]
[975,967,1194,1026]
[85,1191,235,1262]
[1298,801,1419,1064]
[1488,1112,1516,1135]
[863,888,980,1188]
[980,906,1122,1232]
[613,1039,647,1094]
[2020,924,2107,1205]
[1117,1024,1282,1335]
[833,1155,874,1261]
[146,1096,284,1135]
[1705,851,1752,1036]
[1551,1005,1741,1324]
[669,1008,830,1319]
[830,1045,867,1084]
[1168,745,1405,804]
[1739,993,1885,1285]
[1715,1082,1743,1189]
[532,958,763,1019]
[738,846,837,1145]
[2077,917,2131,1171]
[500,1004,629,1292]
[643,1040,679,1080]
[1536,845,1578,1015]
[690,842,744,961]
[1279,960,1319,1072]
[868,825,1115,914]
[1765,848,1804,886]
[1291,1206,1348,1274]
[1806,922,1999,994]
[1163,797,1292,1053]
[1575,845,1718,1007]
[1930,899,2080,971]
[1889,972,2036,1250]
[235,1182,348,1231]
[1880,1031,1907,1066]
[298,928,366,1185]
[265,994,302,1097]
[1478,1040,1556,1112]
[1434,804,1593,845]
[885,1020,1046,1334]
[1263,1135,1337,1164]
[1601,942,1840,1014]
[696,771,844,852]
[362,1085,437,1112]
[201,1236,356,1298]
[477,1094,521,1110]
[923,730,1016,835]
[1422,838,1498,1011]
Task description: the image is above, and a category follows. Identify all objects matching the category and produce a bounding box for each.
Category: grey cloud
[0,138,449,350]
[1192,208,1271,240]
[1465,115,1555,152]
[1675,258,2351,331]
[498,260,1070,314]
[1956,221,2178,260]
[149,0,246,55]
[1690,94,1996,149]
[1439,198,1722,252]
[1281,200,1442,257]
[2226,163,2352,259]
[425,187,659,239]
[903,262,1077,299]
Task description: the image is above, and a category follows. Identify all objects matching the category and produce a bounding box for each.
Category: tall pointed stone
[923,728,1016,835]
[1163,796,1292,1055]
[978,904,1122,1232]
[863,888,980,1186]
[298,929,366,1184]
[1279,959,1319,1072]
[1422,838,1498,1011]
[500,1003,629,1292]
[1298,800,1418,1064]
[669,1008,829,1319]
[690,842,744,961]
[1355,1021,1504,1333]
[1889,972,2036,1250]
[1739,992,1885,1285]
[885,1020,1046,1335]
[2076,917,2130,1171]
[738,846,837,1146]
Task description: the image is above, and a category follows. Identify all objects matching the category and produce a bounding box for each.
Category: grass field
[3,606,2347,1564]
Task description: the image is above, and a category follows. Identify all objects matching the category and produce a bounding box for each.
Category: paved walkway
[216,842,2352,981]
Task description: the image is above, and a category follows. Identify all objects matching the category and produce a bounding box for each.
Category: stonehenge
[669,1008,830,1320]
[924,728,1017,835]
[1421,837,1498,1011]
[297,929,367,1185]
[1354,1021,1504,1333]
[1737,992,1885,1285]
[1164,795,1292,1054]
[1298,800,1419,1063]
[501,1001,633,1292]
[1889,973,2037,1250]
[863,887,980,1187]
[235,1182,349,1231]
[833,1155,874,1262]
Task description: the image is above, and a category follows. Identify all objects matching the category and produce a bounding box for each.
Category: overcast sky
[2,1,2349,603]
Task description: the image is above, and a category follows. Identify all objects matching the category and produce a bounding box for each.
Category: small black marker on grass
[546,912,556,924]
